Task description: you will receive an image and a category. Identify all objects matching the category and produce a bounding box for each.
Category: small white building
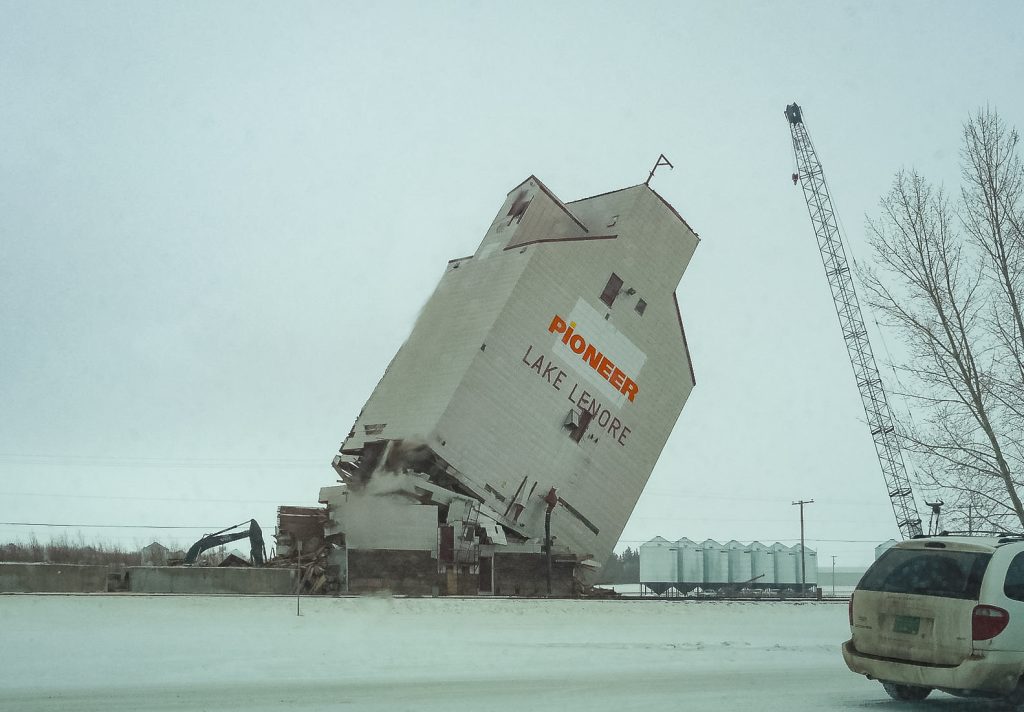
[140,542,169,566]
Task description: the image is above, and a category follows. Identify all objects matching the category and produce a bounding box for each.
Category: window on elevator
[600,273,623,307]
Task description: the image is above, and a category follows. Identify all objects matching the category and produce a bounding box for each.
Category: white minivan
[844,535,1024,703]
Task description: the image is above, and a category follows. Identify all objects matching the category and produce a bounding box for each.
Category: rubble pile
[268,506,339,594]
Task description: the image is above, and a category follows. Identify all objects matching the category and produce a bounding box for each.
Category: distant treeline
[1,535,141,566]
[596,547,639,584]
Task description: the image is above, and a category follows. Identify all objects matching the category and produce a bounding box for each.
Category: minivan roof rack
[914,530,1024,540]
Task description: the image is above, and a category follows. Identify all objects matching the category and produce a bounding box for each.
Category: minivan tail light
[848,596,854,626]
[972,605,1009,641]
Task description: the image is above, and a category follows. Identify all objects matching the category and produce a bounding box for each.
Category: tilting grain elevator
[323,176,699,595]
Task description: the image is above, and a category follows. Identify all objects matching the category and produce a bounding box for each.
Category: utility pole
[543,488,559,597]
[831,555,837,597]
[296,540,303,617]
[793,499,814,593]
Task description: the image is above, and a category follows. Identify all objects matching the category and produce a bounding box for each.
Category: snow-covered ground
[0,595,996,711]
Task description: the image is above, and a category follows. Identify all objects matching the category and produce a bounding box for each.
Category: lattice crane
[785,102,923,539]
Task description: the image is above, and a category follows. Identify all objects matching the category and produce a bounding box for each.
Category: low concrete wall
[0,562,109,593]
[347,550,438,596]
[127,567,296,595]
[493,554,575,597]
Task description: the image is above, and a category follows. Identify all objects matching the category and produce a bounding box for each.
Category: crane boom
[785,102,923,539]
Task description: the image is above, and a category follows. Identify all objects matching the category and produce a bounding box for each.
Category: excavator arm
[183,519,266,566]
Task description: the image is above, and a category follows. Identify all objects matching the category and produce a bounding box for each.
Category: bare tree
[862,108,1024,534]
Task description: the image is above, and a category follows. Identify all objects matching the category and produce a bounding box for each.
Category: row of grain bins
[639,537,818,595]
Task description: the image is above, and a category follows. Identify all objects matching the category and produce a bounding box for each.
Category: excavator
[183,519,267,566]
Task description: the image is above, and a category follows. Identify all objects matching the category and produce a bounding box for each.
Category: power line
[0,456,323,473]
[0,491,316,505]
[628,514,891,524]
[0,522,225,530]
[643,489,889,507]
[0,453,322,463]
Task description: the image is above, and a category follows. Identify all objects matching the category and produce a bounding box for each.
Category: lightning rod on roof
[645,154,673,186]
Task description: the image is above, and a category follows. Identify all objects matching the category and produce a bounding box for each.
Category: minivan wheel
[881,682,932,701]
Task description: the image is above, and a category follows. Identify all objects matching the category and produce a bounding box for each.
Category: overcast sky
[2,1,1023,568]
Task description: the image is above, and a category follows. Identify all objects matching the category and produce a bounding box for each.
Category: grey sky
[2,1,1022,567]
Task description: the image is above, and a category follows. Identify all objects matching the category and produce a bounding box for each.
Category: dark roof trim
[673,292,696,386]
[503,234,618,251]
[447,254,474,265]
[650,187,700,239]
[509,175,589,234]
[567,184,643,204]
[568,181,700,240]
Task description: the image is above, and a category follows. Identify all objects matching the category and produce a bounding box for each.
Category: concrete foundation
[347,550,438,596]
[126,566,296,594]
[0,562,110,593]
[493,554,575,597]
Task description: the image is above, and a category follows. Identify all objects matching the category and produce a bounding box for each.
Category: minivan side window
[1004,552,1024,601]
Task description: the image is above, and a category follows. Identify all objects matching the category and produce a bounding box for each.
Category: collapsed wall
[325,176,700,595]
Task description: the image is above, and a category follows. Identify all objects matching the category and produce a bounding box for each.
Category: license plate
[893,615,921,634]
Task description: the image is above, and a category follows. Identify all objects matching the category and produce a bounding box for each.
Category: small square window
[600,273,623,307]
[635,299,647,316]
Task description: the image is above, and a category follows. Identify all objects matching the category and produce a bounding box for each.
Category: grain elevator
[322,175,699,595]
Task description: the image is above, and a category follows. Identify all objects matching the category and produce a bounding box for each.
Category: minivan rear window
[859,548,991,600]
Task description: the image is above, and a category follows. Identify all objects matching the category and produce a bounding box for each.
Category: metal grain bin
[770,542,798,587]
[639,536,678,594]
[725,540,753,584]
[748,541,775,586]
[675,537,703,588]
[793,544,818,586]
[701,539,729,586]
[875,539,898,560]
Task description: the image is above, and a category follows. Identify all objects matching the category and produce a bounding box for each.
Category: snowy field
[0,595,1004,711]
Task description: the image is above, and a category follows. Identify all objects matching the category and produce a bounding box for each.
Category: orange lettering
[609,367,626,390]
[622,379,638,402]
[549,314,639,404]
[582,344,602,369]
